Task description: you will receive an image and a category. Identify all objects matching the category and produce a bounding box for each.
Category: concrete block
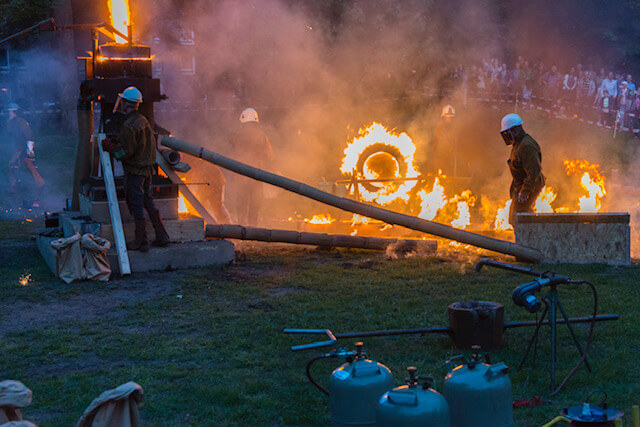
[79,193,178,223]
[59,211,101,238]
[36,232,58,275]
[515,213,630,265]
[100,214,204,243]
[107,239,235,274]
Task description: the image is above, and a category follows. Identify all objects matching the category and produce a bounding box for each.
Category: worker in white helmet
[6,103,45,208]
[430,104,462,176]
[229,107,274,226]
[102,86,169,252]
[500,113,545,226]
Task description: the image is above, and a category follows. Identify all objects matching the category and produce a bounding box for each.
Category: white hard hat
[7,103,19,111]
[119,86,143,103]
[500,113,523,132]
[240,108,259,123]
[441,105,455,118]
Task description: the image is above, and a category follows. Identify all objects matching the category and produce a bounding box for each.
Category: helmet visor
[500,130,514,145]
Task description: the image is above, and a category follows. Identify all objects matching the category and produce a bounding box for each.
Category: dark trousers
[125,173,158,220]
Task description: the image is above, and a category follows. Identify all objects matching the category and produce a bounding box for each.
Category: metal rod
[475,258,546,276]
[316,315,619,340]
[162,136,545,262]
[0,18,55,46]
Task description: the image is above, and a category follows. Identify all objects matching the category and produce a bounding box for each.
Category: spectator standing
[598,72,617,99]
[562,67,577,105]
[626,74,636,92]
[599,90,611,126]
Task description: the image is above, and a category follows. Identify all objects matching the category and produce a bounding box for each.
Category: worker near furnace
[102,86,170,252]
[229,108,274,226]
[500,113,545,226]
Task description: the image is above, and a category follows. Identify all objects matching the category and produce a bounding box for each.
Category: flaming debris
[108,0,131,43]
[341,122,419,205]
[18,273,31,287]
[304,214,335,225]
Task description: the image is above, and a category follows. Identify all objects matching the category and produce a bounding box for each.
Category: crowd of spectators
[463,57,640,129]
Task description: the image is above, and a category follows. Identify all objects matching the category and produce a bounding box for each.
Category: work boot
[149,210,170,247]
[127,218,150,252]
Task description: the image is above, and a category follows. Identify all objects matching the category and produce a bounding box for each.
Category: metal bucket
[448,301,504,350]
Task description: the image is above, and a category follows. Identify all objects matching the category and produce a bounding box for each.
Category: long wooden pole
[162,136,544,262]
[206,224,437,252]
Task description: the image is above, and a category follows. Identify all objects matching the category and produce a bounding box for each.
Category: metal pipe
[205,224,438,252]
[0,18,55,46]
[475,258,546,276]
[158,148,181,166]
[161,135,545,262]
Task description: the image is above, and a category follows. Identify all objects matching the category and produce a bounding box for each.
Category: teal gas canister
[329,342,394,426]
[376,366,450,427]
[442,347,513,427]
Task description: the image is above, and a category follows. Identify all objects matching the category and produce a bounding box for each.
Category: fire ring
[355,143,409,192]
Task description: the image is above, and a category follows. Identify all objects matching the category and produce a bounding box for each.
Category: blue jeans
[125,173,158,220]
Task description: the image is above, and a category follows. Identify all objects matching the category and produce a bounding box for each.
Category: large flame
[341,122,419,205]
[108,0,131,43]
[534,186,557,213]
[417,174,447,221]
[494,200,513,231]
[450,190,476,229]
[564,160,606,213]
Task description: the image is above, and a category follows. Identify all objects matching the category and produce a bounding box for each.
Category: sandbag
[76,382,143,427]
[50,233,83,284]
[81,234,111,282]
[0,381,32,424]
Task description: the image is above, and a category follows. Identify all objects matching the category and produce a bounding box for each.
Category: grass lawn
[1,217,639,426]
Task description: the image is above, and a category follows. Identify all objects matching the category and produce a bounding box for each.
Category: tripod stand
[517,282,592,390]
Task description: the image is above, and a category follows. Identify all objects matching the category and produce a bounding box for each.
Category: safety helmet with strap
[441,104,455,118]
[119,86,143,103]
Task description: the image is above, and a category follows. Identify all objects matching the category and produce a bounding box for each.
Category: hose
[549,280,598,396]
[306,355,330,396]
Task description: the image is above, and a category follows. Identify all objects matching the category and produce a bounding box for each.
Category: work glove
[26,140,35,158]
[517,191,529,204]
[101,137,117,153]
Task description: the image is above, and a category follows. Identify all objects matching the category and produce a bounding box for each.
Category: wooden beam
[156,147,217,225]
[97,134,131,275]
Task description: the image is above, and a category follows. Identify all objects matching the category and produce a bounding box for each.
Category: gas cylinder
[329,342,394,426]
[376,366,450,427]
[442,346,513,427]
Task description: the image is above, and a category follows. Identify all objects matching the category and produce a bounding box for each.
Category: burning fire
[450,190,476,230]
[417,174,447,221]
[564,160,606,213]
[18,273,31,287]
[341,122,419,205]
[534,186,557,213]
[494,200,512,231]
[108,0,131,43]
[305,214,335,225]
[178,192,189,214]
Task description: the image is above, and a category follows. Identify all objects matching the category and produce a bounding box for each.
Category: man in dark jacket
[500,113,545,226]
[102,86,169,252]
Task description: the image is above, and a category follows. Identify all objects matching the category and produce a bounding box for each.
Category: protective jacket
[508,132,545,200]
[230,122,273,169]
[113,111,156,176]
[7,116,33,152]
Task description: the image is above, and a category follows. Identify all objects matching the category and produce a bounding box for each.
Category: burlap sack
[50,233,83,284]
[76,382,143,427]
[0,381,32,424]
[80,234,111,282]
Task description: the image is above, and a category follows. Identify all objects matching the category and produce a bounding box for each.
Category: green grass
[1,218,639,426]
